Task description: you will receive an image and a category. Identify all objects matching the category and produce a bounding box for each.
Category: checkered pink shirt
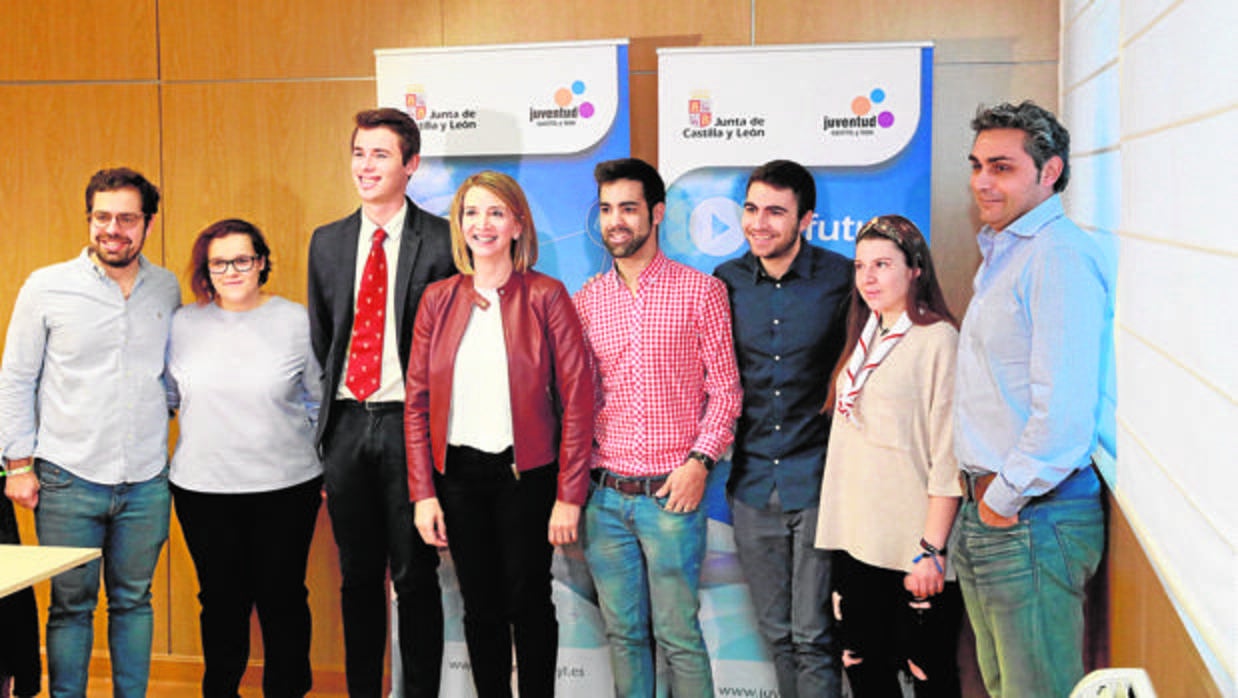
[573,252,742,477]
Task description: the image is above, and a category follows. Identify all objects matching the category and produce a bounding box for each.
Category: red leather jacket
[405,271,594,505]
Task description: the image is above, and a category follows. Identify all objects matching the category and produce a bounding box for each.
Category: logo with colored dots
[529,80,595,124]
[851,88,894,128]
[822,87,895,136]
[560,80,595,118]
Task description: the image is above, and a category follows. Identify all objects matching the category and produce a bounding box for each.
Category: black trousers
[0,494,40,698]
[833,551,964,698]
[322,401,443,698]
[438,445,559,698]
[173,477,322,698]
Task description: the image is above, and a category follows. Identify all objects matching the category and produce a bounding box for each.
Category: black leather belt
[337,399,403,413]
[591,469,669,496]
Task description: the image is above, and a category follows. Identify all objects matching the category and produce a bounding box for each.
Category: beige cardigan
[815,320,962,574]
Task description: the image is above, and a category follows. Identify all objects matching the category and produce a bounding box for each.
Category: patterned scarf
[835,311,912,424]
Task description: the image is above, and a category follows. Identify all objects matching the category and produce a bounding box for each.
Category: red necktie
[346,228,388,401]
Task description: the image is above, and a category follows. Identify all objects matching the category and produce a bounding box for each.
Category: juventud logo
[823,87,896,135]
[529,79,595,124]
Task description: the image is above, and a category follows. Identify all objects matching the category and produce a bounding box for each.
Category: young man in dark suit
[308,108,455,698]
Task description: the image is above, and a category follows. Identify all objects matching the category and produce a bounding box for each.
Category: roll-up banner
[658,42,934,697]
[659,42,934,267]
[376,39,630,292]
[376,39,630,696]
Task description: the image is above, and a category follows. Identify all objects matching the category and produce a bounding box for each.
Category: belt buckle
[597,470,656,496]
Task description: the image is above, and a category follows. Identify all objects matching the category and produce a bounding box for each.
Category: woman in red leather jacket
[404,170,593,698]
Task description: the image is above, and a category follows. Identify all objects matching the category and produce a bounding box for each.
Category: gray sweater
[167,296,322,493]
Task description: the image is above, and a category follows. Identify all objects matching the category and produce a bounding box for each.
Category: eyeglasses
[88,211,145,228]
[207,255,261,274]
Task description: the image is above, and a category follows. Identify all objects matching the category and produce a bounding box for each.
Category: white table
[0,544,101,597]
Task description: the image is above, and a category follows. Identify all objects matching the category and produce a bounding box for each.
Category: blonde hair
[448,171,538,274]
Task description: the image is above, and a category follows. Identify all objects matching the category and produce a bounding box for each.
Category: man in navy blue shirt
[715,160,851,698]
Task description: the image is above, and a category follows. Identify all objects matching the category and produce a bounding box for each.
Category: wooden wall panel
[629,73,660,165]
[438,0,749,71]
[755,0,1059,63]
[579,0,750,73]
[160,80,376,305]
[570,0,751,52]
[0,0,158,80]
[1109,497,1224,698]
[159,0,444,80]
[441,0,579,46]
[0,83,163,351]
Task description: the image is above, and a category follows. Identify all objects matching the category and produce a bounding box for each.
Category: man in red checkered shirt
[573,158,742,697]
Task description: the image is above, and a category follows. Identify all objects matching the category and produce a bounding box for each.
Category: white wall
[1061,0,1237,693]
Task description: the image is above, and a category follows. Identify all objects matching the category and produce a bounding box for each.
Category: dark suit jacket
[307,197,455,447]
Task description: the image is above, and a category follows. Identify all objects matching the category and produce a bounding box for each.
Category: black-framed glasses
[88,211,145,228]
[208,255,261,274]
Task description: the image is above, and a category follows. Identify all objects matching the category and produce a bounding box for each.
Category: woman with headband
[815,215,964,697]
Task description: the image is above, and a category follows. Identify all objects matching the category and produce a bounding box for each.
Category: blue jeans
[34,461,170,698]
[952,470,1103,698]
[731,493,839,698]
[583,479,714,698]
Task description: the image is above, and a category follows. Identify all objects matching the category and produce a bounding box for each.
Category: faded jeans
[583,479,714,698]
[34,460,170,698]
[952,469,1103,698]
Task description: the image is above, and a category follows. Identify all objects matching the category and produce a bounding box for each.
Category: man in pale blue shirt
[952,102,1111,698]
[0,167,181,698]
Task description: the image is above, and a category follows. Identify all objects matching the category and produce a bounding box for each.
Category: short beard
[91,235,144,269]
[604,228,650,259]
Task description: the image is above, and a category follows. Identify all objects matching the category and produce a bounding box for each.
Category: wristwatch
[688,450,716,471]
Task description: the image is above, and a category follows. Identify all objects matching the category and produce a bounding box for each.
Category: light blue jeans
[34,461,170,698]
[731,493,839,698]
[583,480,714,698]
[952,470,1103,698]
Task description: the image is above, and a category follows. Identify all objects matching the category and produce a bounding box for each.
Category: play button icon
[689,197,744,257]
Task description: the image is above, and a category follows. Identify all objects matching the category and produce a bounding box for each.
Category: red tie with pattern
[346,227,388,401]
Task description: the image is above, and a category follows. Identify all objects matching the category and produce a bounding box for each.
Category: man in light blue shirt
[0,167,180,698]
[952,101,1111,698]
